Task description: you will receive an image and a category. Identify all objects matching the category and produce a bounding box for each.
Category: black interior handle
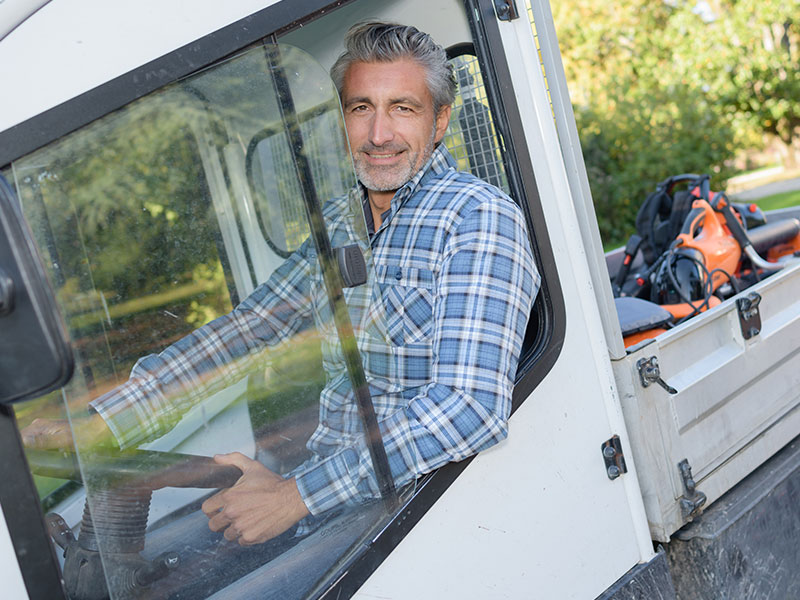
[0,267,14,317]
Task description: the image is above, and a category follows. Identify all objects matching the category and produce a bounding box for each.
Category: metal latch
[637,356,678,394]
[601,435,628,480]
[736,291,762,340]
[678,459,707,520]
[493,0,520,21]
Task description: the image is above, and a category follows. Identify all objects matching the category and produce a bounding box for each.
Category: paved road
[732,177,800,201]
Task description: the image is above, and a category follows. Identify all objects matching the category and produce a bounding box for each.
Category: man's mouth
[359,146,407,163]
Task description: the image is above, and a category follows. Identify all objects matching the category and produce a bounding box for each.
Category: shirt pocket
[376,264,435,346]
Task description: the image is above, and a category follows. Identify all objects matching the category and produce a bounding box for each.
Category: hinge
[678,459,707,520]
[493,0,520,21]
[601,435,628,480]
[736,291,762,340]
[637,356,678,394]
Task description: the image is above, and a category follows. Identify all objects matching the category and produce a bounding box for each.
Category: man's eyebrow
[390,97,425,108]
[343,96,426,109]
[344,96,372,107]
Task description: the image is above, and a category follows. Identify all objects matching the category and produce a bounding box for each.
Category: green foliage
[38,101,221,301]
[554,0,800,247]
[10,95,234,384]
[687,0,800,154]
[554,0,737,246]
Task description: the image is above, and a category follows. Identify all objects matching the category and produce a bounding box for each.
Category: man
[24,22,539,547]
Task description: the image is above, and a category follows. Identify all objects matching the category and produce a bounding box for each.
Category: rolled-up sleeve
[90,245,316,449]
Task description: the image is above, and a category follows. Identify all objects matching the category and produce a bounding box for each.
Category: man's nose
[368,112,394,146]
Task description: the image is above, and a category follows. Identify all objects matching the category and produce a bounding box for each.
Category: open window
[442,40,560,385]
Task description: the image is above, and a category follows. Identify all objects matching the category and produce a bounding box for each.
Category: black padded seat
[614,296,673,337]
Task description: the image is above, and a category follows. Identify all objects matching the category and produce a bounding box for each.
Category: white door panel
[357,336,649,599]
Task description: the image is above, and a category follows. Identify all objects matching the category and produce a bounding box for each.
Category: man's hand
[21,413,112,450]
[201,452,310,546]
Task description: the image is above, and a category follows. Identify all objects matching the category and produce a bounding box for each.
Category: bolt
[603,445,617,459]
[607,465,621,479]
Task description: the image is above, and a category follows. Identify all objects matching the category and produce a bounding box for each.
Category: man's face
[341,59,451,198]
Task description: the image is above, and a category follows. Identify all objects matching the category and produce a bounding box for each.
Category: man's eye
[395,105,413,113]
[351,105,369,113]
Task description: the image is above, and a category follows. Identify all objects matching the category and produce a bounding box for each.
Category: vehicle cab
[2,1,799,599]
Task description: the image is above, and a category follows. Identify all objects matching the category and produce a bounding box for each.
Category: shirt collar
[394,143,457,204]
[358,144,457,236]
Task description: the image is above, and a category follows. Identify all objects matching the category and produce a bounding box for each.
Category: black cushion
[615,297,673,336]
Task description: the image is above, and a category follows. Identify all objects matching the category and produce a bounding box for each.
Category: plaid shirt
[90,145,538,519]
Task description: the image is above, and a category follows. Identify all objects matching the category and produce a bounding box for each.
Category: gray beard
[354,124,437,193]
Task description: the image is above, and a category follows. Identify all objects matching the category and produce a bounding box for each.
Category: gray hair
[331,21,457,114]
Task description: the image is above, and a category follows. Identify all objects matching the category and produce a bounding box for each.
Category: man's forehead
[341,59,432,103]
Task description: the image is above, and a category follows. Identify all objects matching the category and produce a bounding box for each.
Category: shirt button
[395,269,402,280]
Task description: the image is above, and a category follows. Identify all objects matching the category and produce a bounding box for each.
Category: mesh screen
[443,54,510,194]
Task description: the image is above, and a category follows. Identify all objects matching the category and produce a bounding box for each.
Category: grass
[753,190,800,212]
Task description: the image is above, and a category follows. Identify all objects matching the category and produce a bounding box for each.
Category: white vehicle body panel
[0,505,27,599]
[0,0,281,132]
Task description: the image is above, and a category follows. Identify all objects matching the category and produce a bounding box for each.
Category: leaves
[554,0,798,246]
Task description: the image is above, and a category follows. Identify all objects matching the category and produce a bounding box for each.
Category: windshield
[7,43,410,600]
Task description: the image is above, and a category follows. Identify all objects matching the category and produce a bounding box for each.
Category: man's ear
[433,104,452,144]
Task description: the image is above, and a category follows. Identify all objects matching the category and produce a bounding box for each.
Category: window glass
[8,43,410,600]
[246,100,353,258]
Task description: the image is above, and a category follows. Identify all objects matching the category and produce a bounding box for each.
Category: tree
[553,0,737,246]
[680,0,800,168]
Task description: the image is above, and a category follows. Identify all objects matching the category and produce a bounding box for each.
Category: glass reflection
[9,43,405,600]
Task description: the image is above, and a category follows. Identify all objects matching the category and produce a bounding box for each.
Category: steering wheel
[26,447,243,490]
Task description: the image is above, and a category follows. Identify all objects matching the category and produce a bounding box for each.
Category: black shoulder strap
[635,186,672,265]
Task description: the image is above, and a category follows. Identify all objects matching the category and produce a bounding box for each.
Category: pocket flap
[375,264,434,289]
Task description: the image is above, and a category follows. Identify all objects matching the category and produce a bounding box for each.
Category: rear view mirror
[0,175,73,404]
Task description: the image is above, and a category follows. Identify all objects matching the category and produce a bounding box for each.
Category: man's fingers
[201,491,224,516]
[238,532,264,546]
[207,510,231,533]
[213,451,255,473]
[223,525,240,542]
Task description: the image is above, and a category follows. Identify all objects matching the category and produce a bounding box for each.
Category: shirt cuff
[294,447,367,515]
[88,379,159,449]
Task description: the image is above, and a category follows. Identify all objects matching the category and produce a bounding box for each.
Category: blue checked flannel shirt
[89,145,539,519]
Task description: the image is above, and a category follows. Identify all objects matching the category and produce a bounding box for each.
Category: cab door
[1,41,412,600]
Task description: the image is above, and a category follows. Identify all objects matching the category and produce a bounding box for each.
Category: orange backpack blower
[613,174,800,347]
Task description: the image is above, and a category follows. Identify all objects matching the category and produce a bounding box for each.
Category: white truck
[1,1,799,599]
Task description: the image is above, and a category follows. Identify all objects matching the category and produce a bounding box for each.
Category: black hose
[663,247,712,324]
